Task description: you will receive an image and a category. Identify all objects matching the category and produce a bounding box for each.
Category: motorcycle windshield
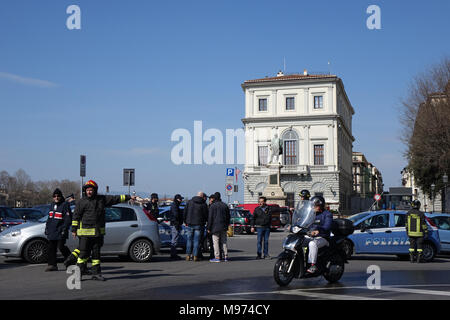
[292,200,316,228]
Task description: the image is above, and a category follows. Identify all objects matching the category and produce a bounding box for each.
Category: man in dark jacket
[169,194,184,260]
[250,196,278,259]
[143,193,160,220]
[184,192,208,261]
[72,180,134,281]
[207,192,231,262]
[45,188,72,272]
[406,200,428,263]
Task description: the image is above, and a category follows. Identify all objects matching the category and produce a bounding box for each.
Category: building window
[314,144,324,165]
[314,96,323,109]
[286,192,295,208]
[258,98,267,112]
[286,97,295,110]
[282,129,299,166]
[258,146,268,166]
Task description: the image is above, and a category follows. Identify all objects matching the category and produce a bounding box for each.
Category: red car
[237,203,282,231]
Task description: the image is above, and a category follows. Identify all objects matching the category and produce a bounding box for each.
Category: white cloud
[0,71,58,88]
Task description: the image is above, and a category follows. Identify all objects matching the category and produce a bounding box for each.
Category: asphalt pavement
[1,230,450,300]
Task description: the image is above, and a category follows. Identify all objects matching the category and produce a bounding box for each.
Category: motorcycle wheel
[273,257,295,287]
[323,252,345,283]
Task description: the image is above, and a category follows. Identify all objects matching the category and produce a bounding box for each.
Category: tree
[400,57,450,196]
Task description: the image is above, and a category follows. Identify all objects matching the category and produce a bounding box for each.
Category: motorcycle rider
[406,200,428,263]
[72,180,134,281]
[306,195,333,274]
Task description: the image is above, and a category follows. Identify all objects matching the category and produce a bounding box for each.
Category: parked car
[237,203,282,231]
[0,206,25,232]
[427,213,450,253]
[343,210,441,262]
[13,208,46,222]
[156,206,209,252]
[0,204,161,263]
[230,209,252,234]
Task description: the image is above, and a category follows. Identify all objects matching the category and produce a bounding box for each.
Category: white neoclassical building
[241,71,355,214]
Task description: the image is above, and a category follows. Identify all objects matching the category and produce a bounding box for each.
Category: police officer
[72,180,134,281]
[406,200,428,263]
[299,189,311,201]
[144,193,160,220]
[45,188,72,271]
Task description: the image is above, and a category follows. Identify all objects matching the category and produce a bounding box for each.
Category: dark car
[13,208,46,222]
[0,206,25,232]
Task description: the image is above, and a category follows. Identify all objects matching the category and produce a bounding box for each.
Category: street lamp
[431,183,436,213]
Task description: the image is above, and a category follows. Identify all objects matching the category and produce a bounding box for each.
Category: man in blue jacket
[306,195,333,274]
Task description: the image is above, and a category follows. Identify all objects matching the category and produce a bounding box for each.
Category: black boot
[64,253,78,268]
[91,264,105,281]
[409,253,415,263]
[416,254,422,263]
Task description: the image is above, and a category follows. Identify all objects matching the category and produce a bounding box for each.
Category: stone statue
[268,133,283,164]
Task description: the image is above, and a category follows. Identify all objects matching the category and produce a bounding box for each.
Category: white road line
[276,290,388,300]
[380,286,450,297]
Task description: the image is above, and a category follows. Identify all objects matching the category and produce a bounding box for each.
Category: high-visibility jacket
[406,209,428,237]
[72,194,130,237]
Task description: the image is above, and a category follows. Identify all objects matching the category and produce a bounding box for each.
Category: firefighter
[71,180,135,280]
[406,200,428,263]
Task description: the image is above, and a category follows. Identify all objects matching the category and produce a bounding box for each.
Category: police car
[342,210,441,262]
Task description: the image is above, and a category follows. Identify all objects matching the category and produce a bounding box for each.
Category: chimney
[303,69,308,76]
[277,70,284,77]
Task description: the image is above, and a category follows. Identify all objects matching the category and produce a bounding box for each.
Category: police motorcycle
[273,200,354,286]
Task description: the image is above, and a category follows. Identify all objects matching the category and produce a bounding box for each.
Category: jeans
[171,226,181,256]
[186,225,203,257]
[306,236,329,264]
[256,227,271,257]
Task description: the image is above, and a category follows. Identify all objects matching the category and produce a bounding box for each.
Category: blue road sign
[226,168,235,177]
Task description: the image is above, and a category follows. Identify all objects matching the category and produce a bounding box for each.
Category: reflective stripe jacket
[406,209,428,237]
[45,201,72,240]
[72,194,130,237]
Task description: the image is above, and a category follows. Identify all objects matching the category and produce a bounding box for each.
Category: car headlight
[6,230,21,237]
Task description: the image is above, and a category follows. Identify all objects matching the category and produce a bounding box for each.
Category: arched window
[282,129,298,165]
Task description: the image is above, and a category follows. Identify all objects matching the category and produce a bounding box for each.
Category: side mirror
[157,217,164,223]
[360,225,366,233]
[23,215,27,221]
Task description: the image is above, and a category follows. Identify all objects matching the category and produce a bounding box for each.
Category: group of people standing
[168,191,231,263]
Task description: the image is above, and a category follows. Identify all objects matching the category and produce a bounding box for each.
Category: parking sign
[226,168,235,177]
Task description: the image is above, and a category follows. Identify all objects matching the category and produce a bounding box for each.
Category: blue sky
[1,0,449,200]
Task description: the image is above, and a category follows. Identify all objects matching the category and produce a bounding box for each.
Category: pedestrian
[143,193,160,220]
[207,192,231,262]
[169,194,184,260]
[72,180,135,281]
[406,200,428,263]
[44,188,72,271]
[250,196,283,259]
[184,191,208,261]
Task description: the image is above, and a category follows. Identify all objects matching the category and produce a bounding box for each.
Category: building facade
[352,151,383,198]
[241,71,355,214]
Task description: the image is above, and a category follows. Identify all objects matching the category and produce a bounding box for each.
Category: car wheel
[23,239,48,264]
[234,226,244,235]
[129,239,154,262]
[341,239,353,260]
[422,242,436,262]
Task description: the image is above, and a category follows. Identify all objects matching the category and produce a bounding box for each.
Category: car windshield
[291,201,316,228]
[348,212,371,223]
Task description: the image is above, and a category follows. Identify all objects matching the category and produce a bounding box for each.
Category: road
[1,230,450,300]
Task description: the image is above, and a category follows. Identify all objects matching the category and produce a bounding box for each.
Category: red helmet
[83,180,98,191]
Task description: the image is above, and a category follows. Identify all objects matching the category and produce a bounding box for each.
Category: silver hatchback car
[0,204,161,263]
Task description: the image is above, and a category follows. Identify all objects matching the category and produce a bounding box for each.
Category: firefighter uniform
[406,201,428,263]
[72,180,130,279]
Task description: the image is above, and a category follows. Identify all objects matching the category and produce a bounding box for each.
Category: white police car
[342,210,441,262]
